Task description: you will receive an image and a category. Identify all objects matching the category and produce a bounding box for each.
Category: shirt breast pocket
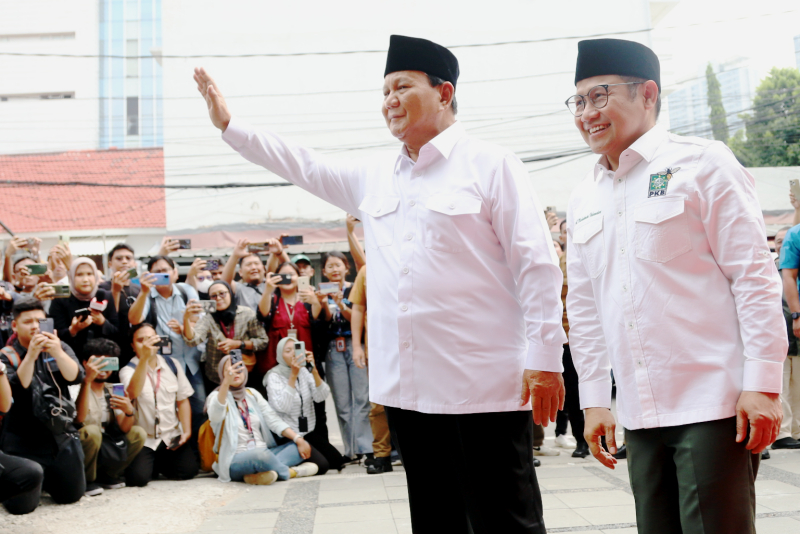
[573,216,606,278]
[359,195,400,249]
[633,196,692,263]
[423,194,482,253]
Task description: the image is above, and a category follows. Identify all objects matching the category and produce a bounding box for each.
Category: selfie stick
[0,219,15,237]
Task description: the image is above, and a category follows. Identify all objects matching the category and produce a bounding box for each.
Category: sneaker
[98,477,126,490]
[367,456,394,475]
[85,482,104,497]
[292,463,319,478]
[555,434,577,449]
[532,445,560,456]
[772,437,800,449]
[243,471,279,486]
[572,442,590,459]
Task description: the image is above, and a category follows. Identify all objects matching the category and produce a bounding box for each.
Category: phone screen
[112,383,125,397]
[38,318,55,334]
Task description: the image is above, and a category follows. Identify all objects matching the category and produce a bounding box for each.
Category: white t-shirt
[233,398,268,453]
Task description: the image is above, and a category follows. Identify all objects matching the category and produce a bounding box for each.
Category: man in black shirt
[99,243,141,367]
[0,298,86,510]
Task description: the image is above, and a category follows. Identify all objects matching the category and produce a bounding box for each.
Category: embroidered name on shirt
[576,211,601,224]
[648,167,681,198]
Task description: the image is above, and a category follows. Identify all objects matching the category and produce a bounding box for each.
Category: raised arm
[346,215,366,272]
[128,274,155,326]
[222,239,249,292]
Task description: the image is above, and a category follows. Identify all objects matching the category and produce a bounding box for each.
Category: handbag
[99,388,128,465]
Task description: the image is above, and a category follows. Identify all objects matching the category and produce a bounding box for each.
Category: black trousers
[124,441,199,487]
[386,407,546,534]
[1,435,85,513]
[304,426,346,472]
[0,451,45,515]
[554,345,586,445]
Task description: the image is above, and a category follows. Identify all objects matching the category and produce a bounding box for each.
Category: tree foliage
[730,67,800,167]
[705,63,728,144]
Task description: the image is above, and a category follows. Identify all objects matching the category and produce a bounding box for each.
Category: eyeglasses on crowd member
[75,338,147,497]
[119,323,199,487]
[206,354,319,485]
[0,298,85,512]
[99,243,140,367]
[49,258,119,360]
[183,281,268,388]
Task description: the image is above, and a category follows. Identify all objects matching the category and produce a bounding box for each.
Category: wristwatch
[792,312,800,321]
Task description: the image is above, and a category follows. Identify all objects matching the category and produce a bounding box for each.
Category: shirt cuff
[221,116,248,150]
[524,345,565,373]
[579,379,613,410]
[742,358,785,394]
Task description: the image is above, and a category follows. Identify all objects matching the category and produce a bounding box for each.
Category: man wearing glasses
[564,39,786,533]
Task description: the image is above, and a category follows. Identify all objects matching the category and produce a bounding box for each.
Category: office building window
[127,96,139,135]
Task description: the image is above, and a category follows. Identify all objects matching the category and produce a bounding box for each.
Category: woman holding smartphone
[258,262,322,376]
[183,281,268,387]
[50,257,119,357]
[321,251,372,463]
[266,336,344,472]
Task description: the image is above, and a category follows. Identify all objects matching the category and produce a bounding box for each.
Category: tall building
[98,0,163,149]
[667,58,756,139]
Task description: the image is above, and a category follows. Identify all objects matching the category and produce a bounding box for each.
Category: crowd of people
[0,219,400,515]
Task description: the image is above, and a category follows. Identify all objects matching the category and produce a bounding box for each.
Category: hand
[5,237,27,257]
[27,237,42,258]
[545,211,559,229]
[304,351,316,368]
[112,269,130,294]
[265,273,282,292]
[217,338,242,354]
[33,282,55,301]
[232,238,250,259]
[194,67,232,132]
[346,214,360,233]
[0,286,11,302]
[184,299,203,317]
[84,355,106,383]
[267,238,283,255]
[330,292,344,306]
[109,393,134,415]
[142,335,161,360]
[736,391,782,454]
[90,310,106,327]
[69,314,93,336]
[38,268,55,285]
[791,191,800,210]
[170,432,191,450]
[27,333,49,361]
[520,370,565,426]
[222,361,246,387]
[296,437,311,460]
[139,272,156,292]
[315,291,327,305]
[49,243,72,270]
[584,407,619,469]
[158,237,180,257]
[353,345,366,369]
[298,289,316,304]
[167,318,183,335]
[40,331,61,354]
[187,258,207,278]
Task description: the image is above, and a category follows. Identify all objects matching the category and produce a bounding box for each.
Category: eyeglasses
[209,291,229,300]
[565,82,644,116]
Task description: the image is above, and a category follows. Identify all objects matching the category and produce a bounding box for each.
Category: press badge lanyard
[237,398,256,450]
[147,368,162,438]
[283,298,298,338]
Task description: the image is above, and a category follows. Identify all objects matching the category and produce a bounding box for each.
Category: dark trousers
[304,426,346,472]
[386,407,546,534]
[626,417,759,534]
[0,451,45,515]
[554,345,586,445]
[2,435,85,513]
[124,441,199,487]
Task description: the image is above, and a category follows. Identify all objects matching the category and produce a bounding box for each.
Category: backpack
[144,284,189,329]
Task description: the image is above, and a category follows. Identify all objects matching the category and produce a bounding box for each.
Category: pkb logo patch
[648,167,680,198]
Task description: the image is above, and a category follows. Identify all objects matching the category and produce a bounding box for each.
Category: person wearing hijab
[266,336,345,472]
[183,281,268,388]
[205,354,321,483]
[50,257,119,357]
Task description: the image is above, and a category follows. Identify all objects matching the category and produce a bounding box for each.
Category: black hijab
[209,280,237,327]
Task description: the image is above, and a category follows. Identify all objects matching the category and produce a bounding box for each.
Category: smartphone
[74,308,91,320]
[169,435,181,449]
[51,284,70,298]
[791,180,800,201]
[157,335,170,347]
[111,383,125,397]
[38,318,54,334]
[177,239,191,250]
[200,300,217,313]
[294,341,306,365]
[280,235,304,246]
[151,273,171,286]
[98,357,119,372]
[297,276,311,293]
[206,259,220,271]
[546,206,557,213]
[126,267,139,279]
[27,263,48,275]
[277,273,293,285]
[247,242,269,253]
[58,235,70,246]
[319,282,339,295]
[229,349,243,366]
[158,335,172,355]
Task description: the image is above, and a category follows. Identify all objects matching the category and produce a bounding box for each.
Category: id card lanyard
[220,321,235,340]
[147,368,162,438]
[237,398,256,450]
[283,297,298,339]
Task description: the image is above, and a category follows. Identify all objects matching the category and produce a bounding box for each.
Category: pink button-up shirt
[223,118,567,414]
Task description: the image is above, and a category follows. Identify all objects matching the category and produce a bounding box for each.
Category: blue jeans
[327,338,373,457]
[228,443,302,482]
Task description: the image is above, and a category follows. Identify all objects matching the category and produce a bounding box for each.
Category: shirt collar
[593,124,667,181]
[395,121,466,166]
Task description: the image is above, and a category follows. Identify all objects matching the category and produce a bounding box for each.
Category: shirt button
[401,305,408,311]
[620,248,625,255]
[405,233,414,241]
[409,200,416,207]
[618,211,623,216]
[627,322,634,329]
[402,267,409,274]
[622,285,627,291]
[618,178,622,183]
[402,341,410,348]
[414,171,421,177]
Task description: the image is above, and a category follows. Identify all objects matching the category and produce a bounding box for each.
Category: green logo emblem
[648,167,680,198]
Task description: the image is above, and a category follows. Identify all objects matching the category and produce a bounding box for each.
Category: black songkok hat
[384,35,459,89]
[574,39,660,91]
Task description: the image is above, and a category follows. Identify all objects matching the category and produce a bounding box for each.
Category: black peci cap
[384,35,459,89]
[575,38,660,91]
